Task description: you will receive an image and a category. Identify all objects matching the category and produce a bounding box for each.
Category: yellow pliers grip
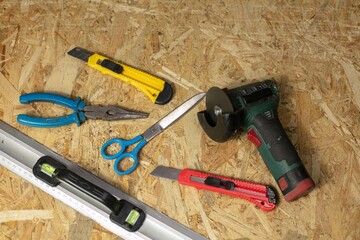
[68,47,173,105]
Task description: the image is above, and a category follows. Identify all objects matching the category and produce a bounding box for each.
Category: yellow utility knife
[68,47,173,105]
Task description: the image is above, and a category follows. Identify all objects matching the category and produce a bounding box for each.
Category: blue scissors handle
[100,135,148,175]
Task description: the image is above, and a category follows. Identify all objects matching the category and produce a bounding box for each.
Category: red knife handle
[178,169,276,212]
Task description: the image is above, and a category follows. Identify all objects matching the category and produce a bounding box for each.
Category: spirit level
[0,120,207,240]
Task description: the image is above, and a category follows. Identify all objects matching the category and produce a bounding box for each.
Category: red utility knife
[150,166,277,212]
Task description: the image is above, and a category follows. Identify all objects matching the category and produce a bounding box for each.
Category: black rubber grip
[252,113,315,200]
[56,169,120,213]
[204,176,235,190]
[253,113,300,166]
[100,59,124,74]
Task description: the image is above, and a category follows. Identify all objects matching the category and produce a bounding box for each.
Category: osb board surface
[0,0,359,239]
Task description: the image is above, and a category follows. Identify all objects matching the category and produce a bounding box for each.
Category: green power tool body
[197,80,315,201]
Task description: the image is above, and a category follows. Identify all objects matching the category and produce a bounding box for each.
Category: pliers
[17,93,148,128]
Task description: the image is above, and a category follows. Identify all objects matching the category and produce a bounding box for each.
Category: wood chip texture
[0,0,359,239]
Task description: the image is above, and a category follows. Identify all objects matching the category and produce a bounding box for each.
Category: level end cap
[155,82,173,105]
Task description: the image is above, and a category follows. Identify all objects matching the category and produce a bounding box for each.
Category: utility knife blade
[68,47,94,62]
[151,166,182,180]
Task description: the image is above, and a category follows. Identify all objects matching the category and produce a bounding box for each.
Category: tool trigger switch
[248,129,262,147]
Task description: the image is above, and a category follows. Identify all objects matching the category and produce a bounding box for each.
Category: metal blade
[142,92,206,141]
[150,166,182,181]
[68,47,94,62]
[83,106,149,120]
[189,176,205,183]
[205,87,234,125]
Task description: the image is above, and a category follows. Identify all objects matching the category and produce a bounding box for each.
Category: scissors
[101,92,206,175]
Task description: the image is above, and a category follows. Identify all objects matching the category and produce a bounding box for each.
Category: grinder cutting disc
[206,87,235,124]
[197,87,237,142]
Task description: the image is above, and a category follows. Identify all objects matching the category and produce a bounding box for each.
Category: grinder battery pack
[197,80,315,201]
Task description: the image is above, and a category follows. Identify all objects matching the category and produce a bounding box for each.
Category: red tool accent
[283,178,315,202]
[278,177,288,191]
[247,129,262,147]
[178,169,276,212]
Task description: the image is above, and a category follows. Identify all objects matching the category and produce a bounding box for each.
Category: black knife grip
[99,59,124,74]
[204,176,235,190]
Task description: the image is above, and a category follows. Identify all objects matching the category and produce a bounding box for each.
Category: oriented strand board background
[1,0,360,239]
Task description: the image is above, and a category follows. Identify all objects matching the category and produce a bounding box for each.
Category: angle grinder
[197,80,315,201]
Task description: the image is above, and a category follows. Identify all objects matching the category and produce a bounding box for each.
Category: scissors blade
[142,92,206,141]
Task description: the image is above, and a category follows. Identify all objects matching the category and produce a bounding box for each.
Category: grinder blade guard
[197,80,277,142]
[197,87,239,142]
[197,80,315,202]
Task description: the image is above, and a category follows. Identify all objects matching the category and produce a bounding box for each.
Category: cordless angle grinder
[197,80,315,201]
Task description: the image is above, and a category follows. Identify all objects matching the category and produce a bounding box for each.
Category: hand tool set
[0,46,315,239]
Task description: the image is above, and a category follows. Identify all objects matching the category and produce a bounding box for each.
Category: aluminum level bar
[0,120,207,240]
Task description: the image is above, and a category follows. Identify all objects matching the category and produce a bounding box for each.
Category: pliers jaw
[83,106,148,120]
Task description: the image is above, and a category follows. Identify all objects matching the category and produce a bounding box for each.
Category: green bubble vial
[40,163,56,177]
[125,209,140,226]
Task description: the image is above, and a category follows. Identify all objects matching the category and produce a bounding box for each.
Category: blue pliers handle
[17,93,87,128]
